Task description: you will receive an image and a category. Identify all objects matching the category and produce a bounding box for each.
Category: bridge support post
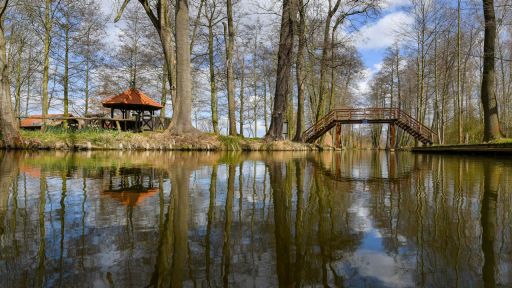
[390,123,396,150]
[335,124,342,149]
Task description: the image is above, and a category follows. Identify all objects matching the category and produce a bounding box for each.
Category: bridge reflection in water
[0,151,510,287]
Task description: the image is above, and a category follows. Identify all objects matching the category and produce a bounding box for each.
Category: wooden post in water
[390,123,396,150]
[335,124,342,149]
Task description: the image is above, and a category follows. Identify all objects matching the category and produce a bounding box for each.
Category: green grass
[490,138,512,144]
[21,127,135,146]
[217,135,264,150]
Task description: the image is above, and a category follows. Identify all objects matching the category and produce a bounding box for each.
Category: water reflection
[102,167,162,206]
[0,151,511,287]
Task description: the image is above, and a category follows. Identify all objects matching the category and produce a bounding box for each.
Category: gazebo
[102,88,163,131]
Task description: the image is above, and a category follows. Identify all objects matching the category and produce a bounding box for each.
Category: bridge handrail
[302,107,438,144]
[396,110,438,142]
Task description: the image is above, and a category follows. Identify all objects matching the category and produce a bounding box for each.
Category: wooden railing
[302,108,437,145]
[19,116,170,131]
[395,109,438,144]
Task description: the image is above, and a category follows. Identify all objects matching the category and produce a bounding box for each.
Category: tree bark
[42,0,52,130]
[168,0,196,134]
[84,56,89,115]
[239,55,245,137]
[225,0,237,135]
[0,2,22,147]
[14,38,23,118]
[457,0,463,143]
[63,15,70,129]
[160,64,167,123]
[481,0,502,141]
[207,17,219,134]
[265,0,296,140]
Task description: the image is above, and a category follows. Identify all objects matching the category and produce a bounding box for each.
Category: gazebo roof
[102,88,163,111]
[103,188,159,206]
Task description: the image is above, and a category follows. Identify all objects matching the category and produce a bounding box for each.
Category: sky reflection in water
[0,151,511,287]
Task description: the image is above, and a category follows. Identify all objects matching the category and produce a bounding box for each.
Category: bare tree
[481,0,503,141]
[0,0,21,146]
[204,0,222,134]
[293,0,306,142]
[266,0,296,140]
[116,0,198,134]
[224,0,237,135]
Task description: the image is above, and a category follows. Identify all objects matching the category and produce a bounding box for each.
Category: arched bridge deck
[303,108,438,145]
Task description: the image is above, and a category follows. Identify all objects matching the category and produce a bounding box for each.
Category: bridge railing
[396,110,438,143]
[302,108,438,144]
[330,108,400,121]
[302,108,401,141]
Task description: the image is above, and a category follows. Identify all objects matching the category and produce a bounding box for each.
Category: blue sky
[351,1,413,94]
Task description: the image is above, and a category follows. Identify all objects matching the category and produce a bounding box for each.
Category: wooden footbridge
[303,108,437,146]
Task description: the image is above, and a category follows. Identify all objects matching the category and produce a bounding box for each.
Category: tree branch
[114,0,131,22]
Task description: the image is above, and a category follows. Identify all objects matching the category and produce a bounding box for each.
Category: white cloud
[356,62,382,96]
[382,0,411,10]
[354,11,414,50]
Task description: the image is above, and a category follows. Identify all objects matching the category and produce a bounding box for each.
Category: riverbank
[412,141,512,154]
[17,129,319,151]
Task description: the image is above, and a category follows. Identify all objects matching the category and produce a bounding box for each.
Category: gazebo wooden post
[151,110,154,131]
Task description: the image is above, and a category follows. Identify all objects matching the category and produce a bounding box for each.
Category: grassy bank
[19,128,318,151]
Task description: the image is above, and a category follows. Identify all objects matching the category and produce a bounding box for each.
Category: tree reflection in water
[0,151,510,287]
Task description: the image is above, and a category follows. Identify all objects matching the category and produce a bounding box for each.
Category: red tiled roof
[102,88,163,110]
[103,188,159,206]
[20,114,75,128]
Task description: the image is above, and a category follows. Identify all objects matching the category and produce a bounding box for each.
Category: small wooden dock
[412,143,512,154]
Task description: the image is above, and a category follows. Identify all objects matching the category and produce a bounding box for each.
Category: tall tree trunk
[63,17,70,129]
[207,21,218,134]
[395,45,401,148]
[168,0,196,134]
[317,15,333,122]
[25,45,32,116]
[160,64,167,123]
[14,39,23,118]
[481,0,502,141]
[84,57,89,115]
[316,0,342,121]
[42,0,52,130]
[457,0,463,143]
[253,37,258,138]
[239,56,245,137]
[265,0,296,140]
[0,3,21,147]
[264,76,268,131]
[225,0,237,135]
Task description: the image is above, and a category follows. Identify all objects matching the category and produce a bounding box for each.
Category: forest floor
[18,128,320,151]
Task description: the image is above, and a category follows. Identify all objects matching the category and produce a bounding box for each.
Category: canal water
[0,151,510,287]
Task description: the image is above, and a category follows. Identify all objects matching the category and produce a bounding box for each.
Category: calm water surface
[0,151,511,287]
